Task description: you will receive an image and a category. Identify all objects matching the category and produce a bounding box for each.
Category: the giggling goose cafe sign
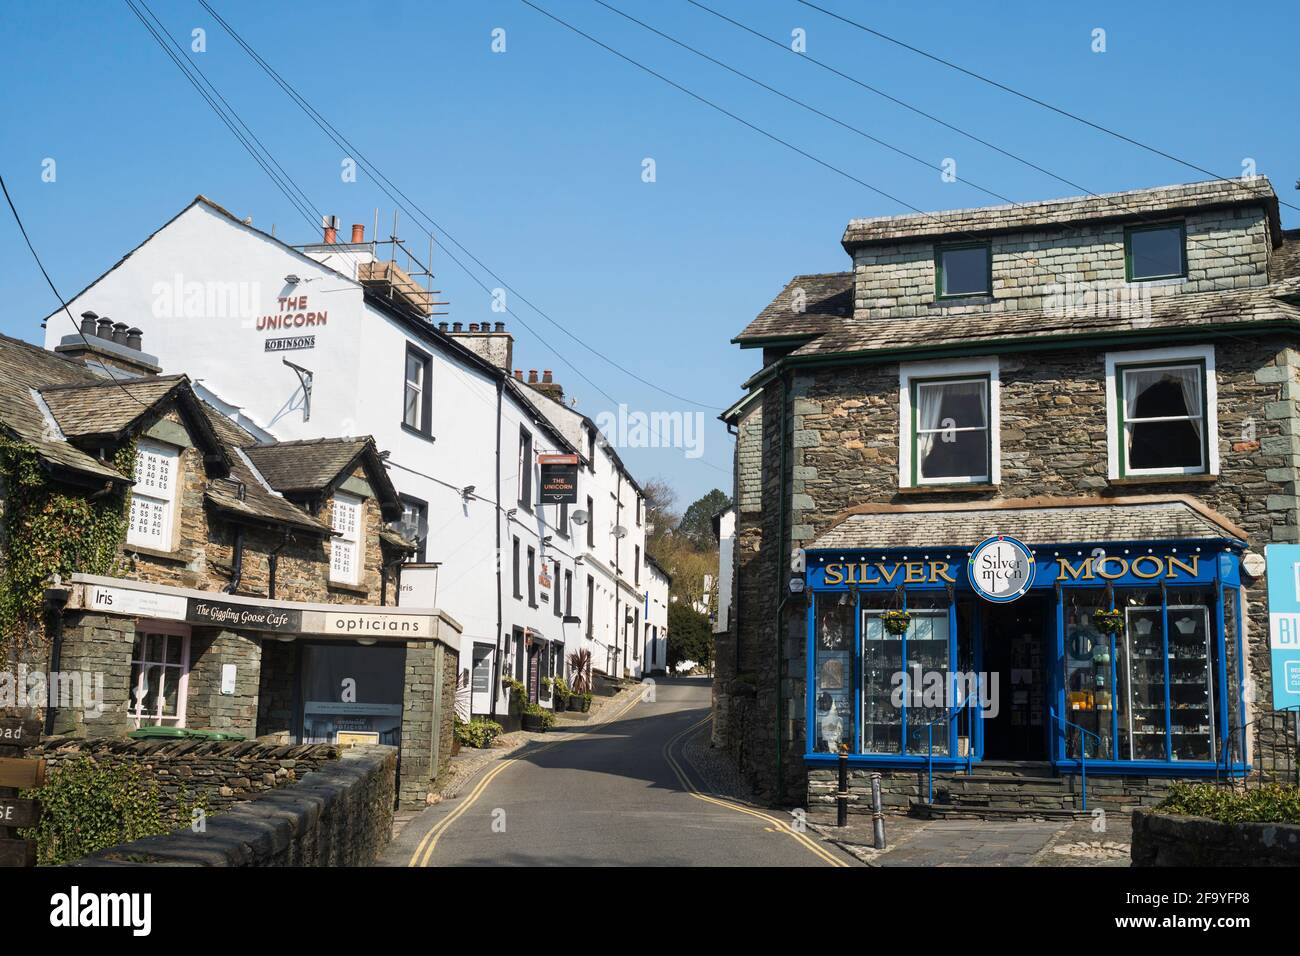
[816,538,1208,603]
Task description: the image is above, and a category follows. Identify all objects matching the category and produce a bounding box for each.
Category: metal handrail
[1049,706,1101,811]
[1216,704,1300,783]
[910,700,971,805]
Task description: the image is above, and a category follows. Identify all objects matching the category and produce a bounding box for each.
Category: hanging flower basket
[881,609,912,635]
[1093,609,1125,635]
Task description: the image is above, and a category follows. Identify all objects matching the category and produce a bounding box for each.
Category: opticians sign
[1265,544,1300,709]
[967,535,1036,603]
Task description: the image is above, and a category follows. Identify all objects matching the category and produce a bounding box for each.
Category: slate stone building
[0,331,460,808]
[719,178,1300,812]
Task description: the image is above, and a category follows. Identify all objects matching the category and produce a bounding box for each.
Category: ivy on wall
[0,435,134,652]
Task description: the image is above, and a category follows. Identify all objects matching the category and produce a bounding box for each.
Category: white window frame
[1104,345,1219,480]
[127,621,191,728]
[329,491,363,585]
[127,438,181,551]
[898,357,1001,488]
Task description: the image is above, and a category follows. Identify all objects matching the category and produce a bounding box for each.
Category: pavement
[380,676,854,867]
[807,808,1132,867]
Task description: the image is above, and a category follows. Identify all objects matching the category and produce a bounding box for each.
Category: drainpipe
[491,378,504,719]
[267,528,290,600]
[773,370,792,802]
[42,579,70,736]
[224,526,245,594]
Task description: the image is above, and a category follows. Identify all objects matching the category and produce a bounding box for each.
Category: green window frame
[1115,358,1209,477]
[934,241,992,299]
[1124,222,1187,282]
[910,374,992,485]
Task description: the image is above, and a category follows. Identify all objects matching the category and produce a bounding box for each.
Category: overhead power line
[795,0,1300,215]
[680,0,1276,277]
[196,0,723,415]
[1,171,153,408]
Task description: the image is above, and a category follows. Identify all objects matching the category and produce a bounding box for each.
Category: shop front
[57,573,462,806]
[804,500,1253,782]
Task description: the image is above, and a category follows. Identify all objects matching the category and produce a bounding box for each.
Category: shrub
[522,703,556,729]
[22,756,207,865]
[455,717,504,749]
[1159,783,1300,825]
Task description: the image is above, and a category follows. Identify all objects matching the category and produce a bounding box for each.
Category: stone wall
[28,736,340,813]
[68,745,396,867]
[1131,807,1300,866]
[852,206,1272,319]
[185,628,262,735]
[51,610,135,737]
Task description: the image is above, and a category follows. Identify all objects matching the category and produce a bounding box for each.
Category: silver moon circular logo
[967,535,1035,603]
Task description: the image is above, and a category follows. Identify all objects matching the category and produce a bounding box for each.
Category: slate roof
[782,285,1300,363]
[39,376,188,437]
[733,272,855,344]
[0,333,136,483]
[808,496,1247,552]
[842,177,1279,248]
[243,438,373,495]
[198,407,332,535]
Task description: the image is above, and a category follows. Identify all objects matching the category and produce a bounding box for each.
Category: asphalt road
[384,677,851,867]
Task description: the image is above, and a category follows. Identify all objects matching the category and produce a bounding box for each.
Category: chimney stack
[529,368,565,403]
[54,314,161,377]
[443,320,514,373]
[351,223,365,243]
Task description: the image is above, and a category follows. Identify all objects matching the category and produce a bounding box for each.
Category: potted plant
[540,676,553,700]
[552,676,571,710]
[566,649,592,711]
[1093,608,1124,635]
[521,703,555,733]
[881,609,911,635]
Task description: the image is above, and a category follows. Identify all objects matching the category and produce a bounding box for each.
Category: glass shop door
[980,598,1050,760]
[300,642,407,746]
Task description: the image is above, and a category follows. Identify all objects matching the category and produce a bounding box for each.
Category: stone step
[909,799,1093,822]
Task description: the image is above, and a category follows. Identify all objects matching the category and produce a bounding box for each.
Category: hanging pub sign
[967,535,1036,604]
[538,454,579,505]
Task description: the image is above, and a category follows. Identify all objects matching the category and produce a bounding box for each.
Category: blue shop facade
[803,500,1252,779]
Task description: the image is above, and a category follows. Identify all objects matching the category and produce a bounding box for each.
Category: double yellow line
[661,714,850,867]
[408,688,647,867]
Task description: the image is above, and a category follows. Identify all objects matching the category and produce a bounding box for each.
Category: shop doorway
[981,598,1050,760]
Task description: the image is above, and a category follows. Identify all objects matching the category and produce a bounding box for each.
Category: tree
[667,602,712,670]
[676,488,731,551]
[641,477,679,558]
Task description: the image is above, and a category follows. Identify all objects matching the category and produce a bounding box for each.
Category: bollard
[870,772,886,850]
[836,745,849,827]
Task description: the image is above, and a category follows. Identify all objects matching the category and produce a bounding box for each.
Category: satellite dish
[571,509,590,526]
[613,525,629,539]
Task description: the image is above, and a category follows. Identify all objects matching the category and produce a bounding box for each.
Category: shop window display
[813,598,854,754]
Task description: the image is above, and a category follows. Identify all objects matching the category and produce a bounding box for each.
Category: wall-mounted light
[506,508,518,522]
[461,485,476,501]
[284,274,301,285]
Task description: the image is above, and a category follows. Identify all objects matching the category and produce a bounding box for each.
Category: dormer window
[935,242,991,299]
[127,439,180,551]
[1125,223,1186,281]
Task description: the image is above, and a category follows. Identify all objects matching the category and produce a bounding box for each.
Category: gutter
[491,378,504,720]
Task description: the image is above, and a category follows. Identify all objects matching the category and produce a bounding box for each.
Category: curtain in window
[916,380,987,480]
[1125,366,1202,469]
[914,381,946,470]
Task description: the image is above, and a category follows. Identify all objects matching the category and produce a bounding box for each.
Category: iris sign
[1264,544,1300,708]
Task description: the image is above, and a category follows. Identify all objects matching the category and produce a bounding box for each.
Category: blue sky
[2,0,1297,506]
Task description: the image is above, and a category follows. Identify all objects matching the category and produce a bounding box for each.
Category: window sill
[929,294,994,308]
[128,546,194,565]
[1107,474,1216,487]
[400,423,436,444]
[327,581,370,597]
[897,483,999,495]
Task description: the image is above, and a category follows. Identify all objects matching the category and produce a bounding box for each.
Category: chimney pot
[514,369,523,380]
[528,369,538,384]
[351,223,365,243]
[468,323,479,333]
[494,321,505,333]
[126,328,143,351]
[452,322,463,333]
[438,321,449,332]
[542,369,553,383]
[79,311,98,337]
[324,226,337,244]
[111,322,130,345]
[96,317,114,339]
